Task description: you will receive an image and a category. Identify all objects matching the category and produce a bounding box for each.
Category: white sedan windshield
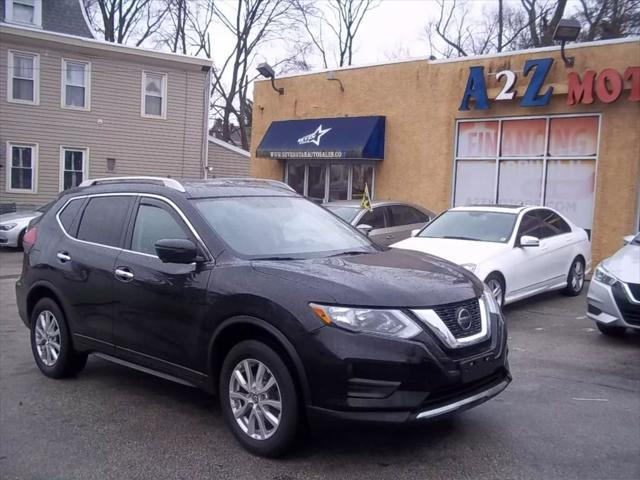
[419,210,517,243]
[194,196,376,258]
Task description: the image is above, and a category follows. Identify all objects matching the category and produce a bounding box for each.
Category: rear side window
[76,196,133,247]
[58,199,83,233]
[389,205,429,226]
[130,202,189,255]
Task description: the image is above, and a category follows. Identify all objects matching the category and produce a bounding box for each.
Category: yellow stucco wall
[250,40,640,264]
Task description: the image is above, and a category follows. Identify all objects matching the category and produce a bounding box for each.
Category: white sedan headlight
[0,223,18,231]
[483,283,502,315]
[310,303,421,339]
[594,265,617,286]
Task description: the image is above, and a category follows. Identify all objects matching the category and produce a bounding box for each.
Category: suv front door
[112,196,212,379]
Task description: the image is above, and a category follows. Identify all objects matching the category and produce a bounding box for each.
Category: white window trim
[4,0,42,28]
[59,146,89,192]
[141,71,167,119]
[61,58,91,111]
[5,141,38,194]
[451,112,601,230]
[7,50,39,105]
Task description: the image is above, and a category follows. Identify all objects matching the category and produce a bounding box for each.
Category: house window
[142,71,167,118]
[5,0,42,27]
[60,147,88,191]
[8,51,39,104]
[6,143,37,193]
[62,59,90,110]
[453,114,600,230]
[284,162,375,204]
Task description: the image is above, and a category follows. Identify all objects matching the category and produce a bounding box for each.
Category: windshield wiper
[253,256,298,261]
[327,250,370,257]
[439,235,481,241]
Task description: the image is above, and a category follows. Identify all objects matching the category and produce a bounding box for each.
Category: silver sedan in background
[0,203,52,249]
[587,232,640,335]
[324,200,435,246]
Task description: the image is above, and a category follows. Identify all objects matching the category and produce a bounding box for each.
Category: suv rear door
[53,195,136,350]
[112,196,212,378]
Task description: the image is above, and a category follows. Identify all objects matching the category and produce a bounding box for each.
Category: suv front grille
[627,283,640,301]
[612,283,640,326]
[432,298,482,339]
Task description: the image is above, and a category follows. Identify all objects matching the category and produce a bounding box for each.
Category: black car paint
[15,180,509,421]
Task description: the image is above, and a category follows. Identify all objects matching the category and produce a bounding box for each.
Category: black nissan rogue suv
[16,177,511,456]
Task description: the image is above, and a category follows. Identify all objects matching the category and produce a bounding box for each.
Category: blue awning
[256,116,385,160]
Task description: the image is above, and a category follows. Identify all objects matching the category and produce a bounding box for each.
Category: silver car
[0,203,52,249]
[324,200,435,246]
[587,232,640,335]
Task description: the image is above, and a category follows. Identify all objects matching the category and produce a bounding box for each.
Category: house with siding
[0,0,212,208]
[207,136,250,178]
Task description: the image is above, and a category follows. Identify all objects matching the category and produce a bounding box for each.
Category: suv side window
[130,199,190,256]
[359,207,387,229]
[388,205,429,226]
[537,209,571,235]
[58,198,84,235]
[76,196,133,247]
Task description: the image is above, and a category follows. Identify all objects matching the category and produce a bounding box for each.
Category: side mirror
[623,234,635,245]
[411,229,420,237]
[520,235,540,247]
[155,239,200,264]
[357,224,373,236]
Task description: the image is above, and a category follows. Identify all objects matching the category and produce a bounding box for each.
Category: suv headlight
[483,283,502,315]
[594,265,617,286]
[310,303,421,339]
[0,223,17,231]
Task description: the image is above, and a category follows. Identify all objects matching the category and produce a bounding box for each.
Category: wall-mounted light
[553,18,581,67]
[326,71,344,92]
[257,62,284,95]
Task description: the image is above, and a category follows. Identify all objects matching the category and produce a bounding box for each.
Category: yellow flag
[360,183,372,212]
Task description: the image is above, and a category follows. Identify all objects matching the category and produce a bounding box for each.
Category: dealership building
[250,37,640,264]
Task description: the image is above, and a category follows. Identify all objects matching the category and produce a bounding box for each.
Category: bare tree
[576,0,640,40]
[159,0,215,56]
[83,0,169,46]
[293,0,380,68]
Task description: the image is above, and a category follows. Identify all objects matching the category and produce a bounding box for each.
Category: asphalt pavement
[1,249,638,480]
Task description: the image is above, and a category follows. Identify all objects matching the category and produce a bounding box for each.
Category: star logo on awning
[298,124,332,146]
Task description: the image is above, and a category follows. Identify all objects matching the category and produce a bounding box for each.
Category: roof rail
[79,177,186,192]
[214,177,295,193]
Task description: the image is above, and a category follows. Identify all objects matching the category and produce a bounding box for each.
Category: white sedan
[392,205,591,307]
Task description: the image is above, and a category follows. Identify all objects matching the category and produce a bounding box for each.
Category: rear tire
[17,229,25,250]
[30,298,88,378]
[219,340,299,457]
[563,257,585,296]
[595,322,626,336]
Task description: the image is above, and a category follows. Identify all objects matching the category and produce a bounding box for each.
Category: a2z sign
[459,58,554,110]
[459,57,640,110]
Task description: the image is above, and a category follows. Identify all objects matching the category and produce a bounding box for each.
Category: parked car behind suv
[16,177,510,456]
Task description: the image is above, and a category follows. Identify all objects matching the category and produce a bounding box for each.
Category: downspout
[201,65,212,179]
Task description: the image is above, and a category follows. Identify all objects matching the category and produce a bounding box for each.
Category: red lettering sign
[567,71,595,105]
[624,66,640,102]
[567,66,639,105]
[595,68,623,103]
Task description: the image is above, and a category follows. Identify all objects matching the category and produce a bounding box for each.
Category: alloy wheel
[34,310,61,367]
[229,359,282,441]
[487,279,503,307]
[571,261,584,292]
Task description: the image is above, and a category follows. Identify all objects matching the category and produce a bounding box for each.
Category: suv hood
[602,244,640,284]
[252,248,482,308]
[392,237,508,266]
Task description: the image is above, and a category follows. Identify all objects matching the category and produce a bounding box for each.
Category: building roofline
[0,22,213,68]
[257,36,640,83]
[208,136,250,157]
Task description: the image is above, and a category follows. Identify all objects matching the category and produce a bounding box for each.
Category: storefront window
[285,162,375,204]
[454,115,599,229]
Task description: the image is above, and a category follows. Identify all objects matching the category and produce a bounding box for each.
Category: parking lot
[0,248,638,480]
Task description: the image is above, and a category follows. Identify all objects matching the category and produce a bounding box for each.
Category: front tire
[563,257,585,296]
[219,340,299,457]
[485,273,505,308]
[30,298,87,378]
[595,322,626,336]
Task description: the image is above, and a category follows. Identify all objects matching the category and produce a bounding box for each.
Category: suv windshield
[325,206,361,223]
[419,210,517,243]
[194,196,376,259]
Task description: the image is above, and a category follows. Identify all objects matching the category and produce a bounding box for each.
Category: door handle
[114,267,134,282]
[56,252,71,263]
